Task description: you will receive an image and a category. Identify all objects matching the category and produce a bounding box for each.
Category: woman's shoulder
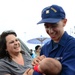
[0,57,10,68]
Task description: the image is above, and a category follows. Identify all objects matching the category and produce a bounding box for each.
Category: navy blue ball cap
[37,5,66,24]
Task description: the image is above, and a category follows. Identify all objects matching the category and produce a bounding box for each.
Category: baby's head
[38,58,62,75]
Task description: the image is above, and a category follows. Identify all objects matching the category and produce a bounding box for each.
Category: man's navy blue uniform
[33,32,75,75]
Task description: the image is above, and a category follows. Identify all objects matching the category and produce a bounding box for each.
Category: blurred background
[0,0,75,50]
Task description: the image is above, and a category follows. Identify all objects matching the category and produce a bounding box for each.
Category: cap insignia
[51,7,57,12]
[46,10,49,14]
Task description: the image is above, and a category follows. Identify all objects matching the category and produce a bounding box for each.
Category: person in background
[24,4,75,75]
[30,49,36,58]
[35,45,41,57]
[0,30,32,75]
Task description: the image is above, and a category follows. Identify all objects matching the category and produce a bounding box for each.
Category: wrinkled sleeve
[61,46,75,75]
[0,62,11,75]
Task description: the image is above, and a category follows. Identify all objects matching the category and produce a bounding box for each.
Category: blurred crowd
[30,45,41,58]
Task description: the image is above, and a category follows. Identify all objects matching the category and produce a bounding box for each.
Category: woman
[0,30,32,75]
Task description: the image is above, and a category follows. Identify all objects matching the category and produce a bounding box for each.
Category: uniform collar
[59,31,69,46]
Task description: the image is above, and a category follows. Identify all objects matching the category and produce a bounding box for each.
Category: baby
[33,58,62,75]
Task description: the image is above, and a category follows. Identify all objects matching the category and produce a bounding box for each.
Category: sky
[0,0,75,50]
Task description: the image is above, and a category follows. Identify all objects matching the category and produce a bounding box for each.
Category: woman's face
[5,34,21,55]
[44,19,67,42]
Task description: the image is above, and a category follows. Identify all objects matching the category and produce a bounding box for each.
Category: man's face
[44,19,67,42]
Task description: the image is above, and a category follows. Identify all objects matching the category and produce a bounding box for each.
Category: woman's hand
[23,68,30,75]
[23,68,34,75]
[32,55,46,66]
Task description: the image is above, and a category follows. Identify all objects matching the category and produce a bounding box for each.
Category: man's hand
[32,55,46,66]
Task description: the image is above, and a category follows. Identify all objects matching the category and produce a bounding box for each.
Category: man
[24,4,75,75]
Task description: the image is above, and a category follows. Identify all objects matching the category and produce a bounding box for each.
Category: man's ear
[63,19,67,27]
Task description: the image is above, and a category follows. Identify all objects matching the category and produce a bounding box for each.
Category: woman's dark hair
[0,30,17,59]
[0,30,25,61]
[0,30,18,61]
